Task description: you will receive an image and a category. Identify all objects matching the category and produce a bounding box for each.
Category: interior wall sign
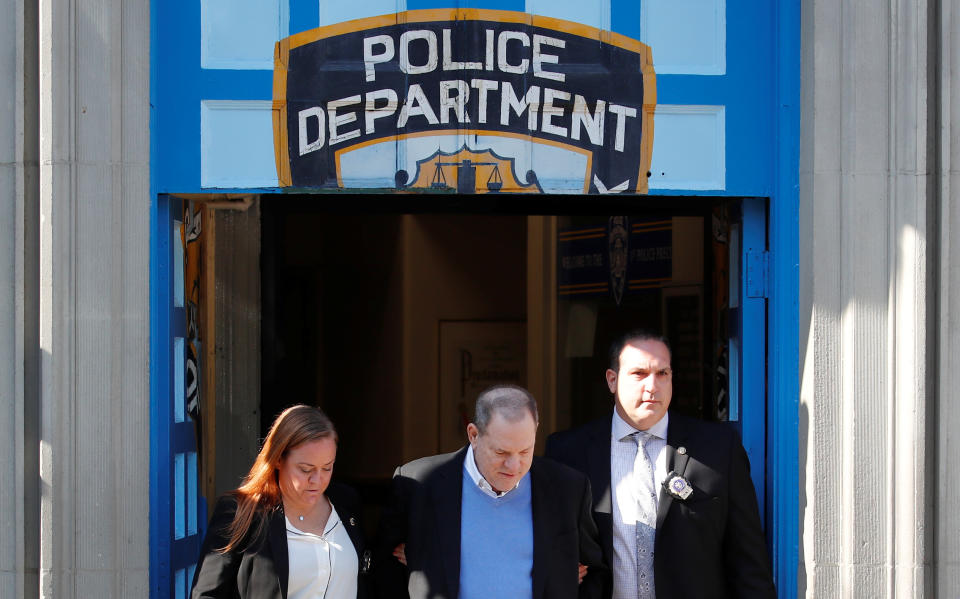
[273,9,656,194]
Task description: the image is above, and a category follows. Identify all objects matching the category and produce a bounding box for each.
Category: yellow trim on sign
[273,38,292,187]
[637,45,657,194]
[333,129,594,190]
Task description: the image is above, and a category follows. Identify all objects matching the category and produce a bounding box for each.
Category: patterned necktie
[633,431,657,599]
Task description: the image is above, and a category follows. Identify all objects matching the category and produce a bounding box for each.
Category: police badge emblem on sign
[663,471,693,500]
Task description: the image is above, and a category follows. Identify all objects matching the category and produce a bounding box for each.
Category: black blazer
[375,447,607,599]
[191,482,370,599]
[545,412,777,599]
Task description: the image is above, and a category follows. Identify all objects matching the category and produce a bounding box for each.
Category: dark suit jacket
[545,412,776,599]
[375,447,607,599]
[191,482,370,599]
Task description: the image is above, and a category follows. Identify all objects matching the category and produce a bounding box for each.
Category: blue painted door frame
[149,195,207,599]
[770,1,800,595]
[727,198,768,518]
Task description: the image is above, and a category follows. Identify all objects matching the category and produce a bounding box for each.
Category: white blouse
[285,503,358,599]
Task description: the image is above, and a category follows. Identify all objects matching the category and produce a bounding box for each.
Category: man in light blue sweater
[377,384,607,599]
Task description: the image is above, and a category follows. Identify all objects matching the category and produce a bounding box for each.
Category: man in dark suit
[546,330,776,599]
[377,384,607,599]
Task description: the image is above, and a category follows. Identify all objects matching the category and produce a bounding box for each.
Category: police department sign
[273,10,655,194]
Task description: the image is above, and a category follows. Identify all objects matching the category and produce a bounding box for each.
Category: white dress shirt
[610,411,669,599]
[464,444,524,498]
[285,503,358,599]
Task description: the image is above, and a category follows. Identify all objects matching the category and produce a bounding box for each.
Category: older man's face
[467,411,537,494]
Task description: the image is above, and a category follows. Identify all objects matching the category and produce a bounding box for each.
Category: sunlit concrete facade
[1,0,959,597]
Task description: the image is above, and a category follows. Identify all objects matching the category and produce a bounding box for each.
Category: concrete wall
[800,0,944,596]
[1,0,40,597]
[37,0,151,596]
[937,0,960,593]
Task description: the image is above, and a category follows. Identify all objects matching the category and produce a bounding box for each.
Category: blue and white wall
[151,1,798,598]
[154,0,777,197]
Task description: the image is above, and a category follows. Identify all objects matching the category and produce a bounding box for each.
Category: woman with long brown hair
[191,405,370,598]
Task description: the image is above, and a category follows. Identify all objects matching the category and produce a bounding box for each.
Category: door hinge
[746,250,769,298]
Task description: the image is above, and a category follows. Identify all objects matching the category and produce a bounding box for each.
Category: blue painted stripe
[610,0,641,40]
[739,197,767,516]
[770,0,800,596]
[155,0,202,192]
[290,0,320,34]
[149,194,173,598]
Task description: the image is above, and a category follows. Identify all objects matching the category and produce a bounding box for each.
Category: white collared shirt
[285,503,358,599]
[610,411,669,599]
[464,444,522,498]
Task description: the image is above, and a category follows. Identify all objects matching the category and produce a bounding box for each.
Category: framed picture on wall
[438,320,526,453]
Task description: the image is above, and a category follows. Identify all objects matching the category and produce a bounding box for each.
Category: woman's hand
[392,543,407,566]
[578,563,587,584]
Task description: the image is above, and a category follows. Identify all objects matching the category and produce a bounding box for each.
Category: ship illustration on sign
[398,146,541,194]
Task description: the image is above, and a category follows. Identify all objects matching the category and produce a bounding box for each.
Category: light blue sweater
[458,470,534,599]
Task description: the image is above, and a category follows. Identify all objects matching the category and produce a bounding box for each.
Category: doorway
[259,205,528,491]
[183,194,764,528]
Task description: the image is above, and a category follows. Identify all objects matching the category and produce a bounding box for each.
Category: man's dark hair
[607,329,672,371]
[473,384,539,434]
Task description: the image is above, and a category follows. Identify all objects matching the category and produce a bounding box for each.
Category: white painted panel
[173,222,184,307]
[648,105,725,190]
[320,0,406,26]
[174,569,186,599]
[641,0,725,75]
[527,139,589,192]
[174,453,185,540]
[187,452,198,535]
[200,101,279,188]
[338,140,400,188]
[201,0,288,70]
[174,337,185,423]
[525,0,609,30]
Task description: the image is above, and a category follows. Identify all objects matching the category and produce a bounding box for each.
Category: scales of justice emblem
[397,146,542,194]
